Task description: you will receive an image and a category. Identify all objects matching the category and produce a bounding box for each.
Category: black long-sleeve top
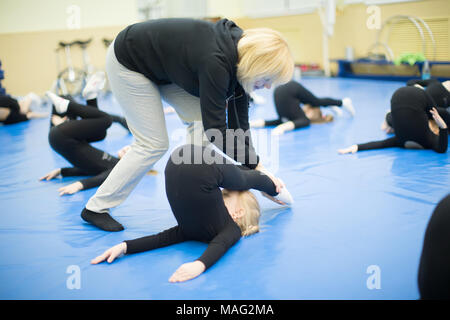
[357,86,448,153]
[124,144,277,270]
[114,18,259,169]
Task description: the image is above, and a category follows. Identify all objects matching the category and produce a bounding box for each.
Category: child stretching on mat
[0,93,47,125]
[40,91,133,196]
[339,86,448,155]
[381,80,450,135]
[90,144,293,282]
[250,80,355,135]
[40,74,156,195]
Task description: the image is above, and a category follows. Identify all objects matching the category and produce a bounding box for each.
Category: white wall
[0,0,139,34]
[0,0,248,35]
[207,0,244,19]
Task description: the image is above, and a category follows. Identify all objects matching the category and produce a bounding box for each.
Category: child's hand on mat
[39,168,61,181]
[430,107,448,129]
[338,145,358,154]
[91,242,127,264]
[58,181,83,196]
[169,260,206,283]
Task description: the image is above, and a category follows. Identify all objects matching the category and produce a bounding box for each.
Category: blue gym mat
[0,77,448,300]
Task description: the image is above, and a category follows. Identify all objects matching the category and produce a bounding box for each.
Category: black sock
[81,208,124,232]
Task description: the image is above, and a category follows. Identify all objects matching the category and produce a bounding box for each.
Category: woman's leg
[159,84,208,146]
[84,40,169,223]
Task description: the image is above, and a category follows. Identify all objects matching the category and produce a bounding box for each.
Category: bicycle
[52,38,95,96]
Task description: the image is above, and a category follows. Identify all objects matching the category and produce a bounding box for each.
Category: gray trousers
[86,40,207,213]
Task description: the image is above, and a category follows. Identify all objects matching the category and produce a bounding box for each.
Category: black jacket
[114,18,259,169]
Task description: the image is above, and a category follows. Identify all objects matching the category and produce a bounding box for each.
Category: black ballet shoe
[81,208,124,232]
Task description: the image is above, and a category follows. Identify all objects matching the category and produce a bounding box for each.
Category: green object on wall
[394,52,426,66]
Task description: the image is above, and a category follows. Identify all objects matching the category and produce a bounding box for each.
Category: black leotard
[0,95,28,125]
[418,193,450,299]
[263,81,342,129]
[48,100,119,190]
[124,144,278,270]
[357,86,448,153]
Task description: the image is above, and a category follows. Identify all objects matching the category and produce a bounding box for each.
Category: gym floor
[1,77,448,299]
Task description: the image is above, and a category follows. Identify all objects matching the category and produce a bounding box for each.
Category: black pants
[267,81,342,129]
[418,194,450,299]
[48,101,114,174]
[50,96,128,130]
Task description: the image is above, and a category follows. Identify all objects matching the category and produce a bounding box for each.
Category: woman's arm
[214,163,278,196]
[199,61,259,170]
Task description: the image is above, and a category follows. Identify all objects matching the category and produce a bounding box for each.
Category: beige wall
[0,0,449,95]
[235,0,450,72]
[0,26,125,96]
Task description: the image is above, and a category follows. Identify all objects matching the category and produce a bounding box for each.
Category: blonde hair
[303,105,334,124]
[222,189,261,236]
[237,28,294,93]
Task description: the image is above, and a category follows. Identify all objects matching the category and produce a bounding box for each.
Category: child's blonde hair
[303,105,334,124]
[237,28,294,93]
[222,189,260,236]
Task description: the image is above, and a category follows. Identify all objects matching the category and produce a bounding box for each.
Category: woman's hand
[255,163,284,194]
[91,242,127,265]
[58,181,83,196]
[261,192,286,205]
[39,168,61,181]
[430,107,448,129]
[169,260,206,283]
[338,145,358,154]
